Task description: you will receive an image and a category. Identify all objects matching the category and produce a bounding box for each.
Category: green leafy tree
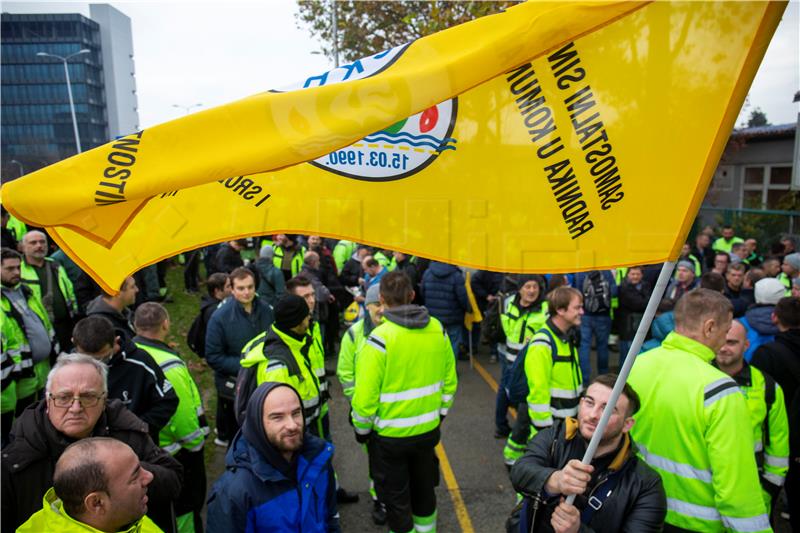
[295,1,517,62]
[746,107,769,128]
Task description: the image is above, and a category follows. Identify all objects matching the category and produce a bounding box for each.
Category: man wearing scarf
[207,382,340,532]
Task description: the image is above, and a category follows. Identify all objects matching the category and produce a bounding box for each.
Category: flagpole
[565,260,676,505]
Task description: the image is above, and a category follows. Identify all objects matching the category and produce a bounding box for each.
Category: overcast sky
[4,0,799,130]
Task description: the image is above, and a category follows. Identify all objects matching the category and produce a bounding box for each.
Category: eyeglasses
[48,392,106,408]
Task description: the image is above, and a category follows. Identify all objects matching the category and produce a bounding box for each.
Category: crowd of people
[1,210,799,533]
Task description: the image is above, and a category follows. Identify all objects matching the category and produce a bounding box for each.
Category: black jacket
[86,295,135,338]
[510,418,666,533]
[105,336,179,442]
[751,329,800,420]
[214,244,244,274]
[339,256,363,288]
[617,280,651,341]
[2,399,183,533]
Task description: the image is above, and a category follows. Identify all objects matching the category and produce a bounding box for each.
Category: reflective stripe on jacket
[337,319,367,398]
[499,294,548,363]
[351,316,457,438]
[135,337,209,454]
[629,332,770,532]
[524,320,582,437]
[240,325,322,424]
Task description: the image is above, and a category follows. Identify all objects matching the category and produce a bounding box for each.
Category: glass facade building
[1,10,136,180]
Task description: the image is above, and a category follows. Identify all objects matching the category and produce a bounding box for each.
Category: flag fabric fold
[1,1,786,294]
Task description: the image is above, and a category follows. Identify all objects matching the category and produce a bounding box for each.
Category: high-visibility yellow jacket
[308,321,328,401]
[499,294,548,364]
[240,325,321,426]
[725,362,789,507]
[20,258,78,321]
[524,320,583,435]
[17,487,163,533]
[351,308,457,438]
[1,284,55,400]
[272,245,306,277]
[135,337,209,455]
[712,236,744,254]
[337,318,369,399]
[629,332,770,533]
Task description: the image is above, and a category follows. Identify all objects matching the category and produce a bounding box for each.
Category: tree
[746,107,769,128]
[295,1,517,63]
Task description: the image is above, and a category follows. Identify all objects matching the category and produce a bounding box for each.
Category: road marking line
[436,442,475,533]
[472,359,516,419]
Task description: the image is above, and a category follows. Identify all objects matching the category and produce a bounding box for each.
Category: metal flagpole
[565,260,676,505]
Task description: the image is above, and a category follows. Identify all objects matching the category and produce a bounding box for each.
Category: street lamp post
[36,49,90,154]
[172,103,203,115]
[9,160,24,178]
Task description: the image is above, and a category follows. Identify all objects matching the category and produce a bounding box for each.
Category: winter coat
[206,429,340,532]
[470,270,504,313]
[105,336,180,443]
[641,311,674,352]
[741,305,779,361]
[86,295,135,338]
[214,244,244,274]
[573,271,618,316]
[752,329,800,418]
[205,296,274,386]
[339,254,363,288]
[2,399,182,533]
[420,262,470,326]
[254,258,286,307]
[617,280,651,341]
[510,418,666,533]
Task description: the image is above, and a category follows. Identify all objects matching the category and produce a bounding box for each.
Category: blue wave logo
[363,131,457,152]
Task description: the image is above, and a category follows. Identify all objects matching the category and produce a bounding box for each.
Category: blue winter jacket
[641,311,674,352]
[205,296,274,386]
[207,431,340,533]
[420,262,470,326]
[741,304,778,362]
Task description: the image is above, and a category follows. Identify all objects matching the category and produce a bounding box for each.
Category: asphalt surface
[205,342,794,533]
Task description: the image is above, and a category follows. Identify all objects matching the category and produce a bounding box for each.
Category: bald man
[17,437,161,533]
[19,230,78,352]
[714,320,789,514]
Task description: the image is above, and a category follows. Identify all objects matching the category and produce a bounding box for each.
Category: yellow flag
[1,1,786,294]
[464,271,484,331]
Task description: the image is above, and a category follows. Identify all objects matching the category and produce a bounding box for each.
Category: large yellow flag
[1,1,786,293]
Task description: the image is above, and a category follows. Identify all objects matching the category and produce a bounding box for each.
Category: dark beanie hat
[274,294,309,331]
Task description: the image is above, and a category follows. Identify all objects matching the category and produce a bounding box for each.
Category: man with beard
[207,382,340,532]
[511,374,665,532]
[17,438,161,533]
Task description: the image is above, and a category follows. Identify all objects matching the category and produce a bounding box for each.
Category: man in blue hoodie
[207,382,340,532]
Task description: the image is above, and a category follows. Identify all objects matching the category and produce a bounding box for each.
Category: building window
[741,165,793,209]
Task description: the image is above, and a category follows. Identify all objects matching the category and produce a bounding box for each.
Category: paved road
[205,342,793,532]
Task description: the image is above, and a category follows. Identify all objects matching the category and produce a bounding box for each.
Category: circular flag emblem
[311,98,458,181]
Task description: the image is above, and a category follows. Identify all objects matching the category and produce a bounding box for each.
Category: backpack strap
[579,467,625,525]
[762,369,776,447]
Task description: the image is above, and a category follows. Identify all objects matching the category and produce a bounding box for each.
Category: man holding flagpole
[628,289,770,532]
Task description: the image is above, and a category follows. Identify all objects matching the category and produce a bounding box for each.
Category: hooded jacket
[510,418,666,533]
[740,305,779,361]
[86,296,135,339]
[2,399,182,533]
[207,382,340,532]
[420,262,470,326]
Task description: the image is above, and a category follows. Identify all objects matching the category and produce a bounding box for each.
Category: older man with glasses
[1,353,182,533]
